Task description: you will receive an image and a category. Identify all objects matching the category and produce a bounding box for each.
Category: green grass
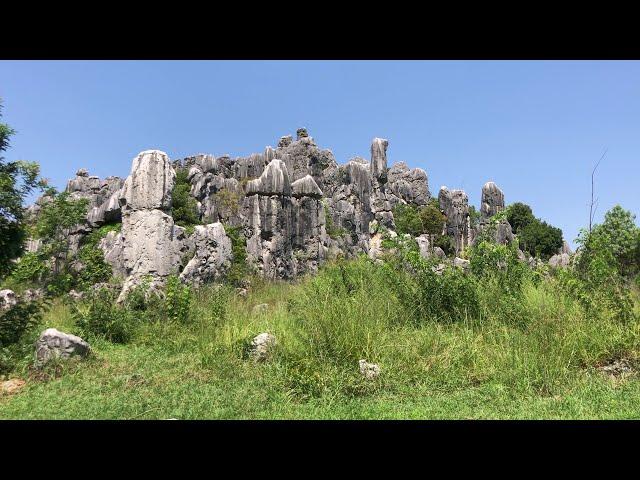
[2,258,640,419]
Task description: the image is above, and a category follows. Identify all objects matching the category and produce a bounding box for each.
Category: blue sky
[1,60,639,247]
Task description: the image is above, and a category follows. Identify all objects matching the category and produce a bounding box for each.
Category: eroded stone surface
[35,328,90,366]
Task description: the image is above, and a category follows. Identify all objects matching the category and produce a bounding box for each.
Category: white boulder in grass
[35,328,91,366]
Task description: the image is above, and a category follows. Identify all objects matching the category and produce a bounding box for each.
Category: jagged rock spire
[480,181,505,218]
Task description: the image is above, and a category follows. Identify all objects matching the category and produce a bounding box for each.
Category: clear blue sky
[1,60,639,247]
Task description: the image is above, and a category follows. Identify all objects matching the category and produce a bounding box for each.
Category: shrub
[76,245,112,290]
[214,188,241,218]
[71,288,135,344]
[389,250,481,324]
[165,275,192,324]
[434,234,454,256]
[6,251,49,286]
[393,203,423,237]
[224,225,251,286]
[505,202,535,233]
[171,168,200,228]
[469,241,530,295]
[392,201,444,237]
[0,296,48,374]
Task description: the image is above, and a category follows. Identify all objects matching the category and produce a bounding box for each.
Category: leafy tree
[393,200,445,237]
[577,205,639,278]
[0,100,46,278]
[35,190,89,275]
[393,203,423,237]
[518,219,563,259]
[505,202,534,233]
[419,201,445,236]
[171,168,200,229]
[503,202,562,259]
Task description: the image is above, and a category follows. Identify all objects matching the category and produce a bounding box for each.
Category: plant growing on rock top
[224,224,251,287]
[171,167,200,229]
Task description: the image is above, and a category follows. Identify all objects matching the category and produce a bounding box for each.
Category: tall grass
[4,250,638,418]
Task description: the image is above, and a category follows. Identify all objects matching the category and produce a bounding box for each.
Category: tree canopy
[0,100,45,278]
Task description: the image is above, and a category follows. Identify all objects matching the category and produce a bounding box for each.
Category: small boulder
[548,253,571,268]
[453,257,470,271]
[35,328,91,366]
[432,263,447,276]
[0,289,17,311]
[236,288,248,298]
[433,247,446,259]
[358,359,381,380]
[68,289,85,301]
[22,288,44,302]
[250,333,276,362]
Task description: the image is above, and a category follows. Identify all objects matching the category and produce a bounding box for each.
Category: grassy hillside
[2,255,639,420]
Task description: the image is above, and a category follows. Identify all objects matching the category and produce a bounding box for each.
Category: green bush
[469,241,530,295]
[165,275,192,324]
[503,202,562,259]
[71,288,135,344]
[434,234,454,256]
[76,246,112,290]
[6,251,49,286]
[387,250,480,324]
[171,168,200,228]
[0,296,48,375]
[224,225,251,286]
[393,201,444,237]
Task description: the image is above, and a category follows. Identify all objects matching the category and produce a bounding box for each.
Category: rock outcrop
[358,359,381,380]
[548,253,571,268]
[0,289,17,311]
[250,333,277,362]
[179,223,232,286]
[107,151,192,300]
[31,128,564,295]
[439,186,470,254]
[480,181,505,218]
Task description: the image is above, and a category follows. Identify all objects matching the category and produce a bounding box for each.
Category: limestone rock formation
[548,253,571,268]
[35,328,90,366]
[480,181,505,218]
[439,186,470,254]
[31,128,542,294]
[120,150,175,211]
[110,150,191,300]
[179,223,232,286]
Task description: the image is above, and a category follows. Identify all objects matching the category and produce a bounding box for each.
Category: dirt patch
[1,379,26,395]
